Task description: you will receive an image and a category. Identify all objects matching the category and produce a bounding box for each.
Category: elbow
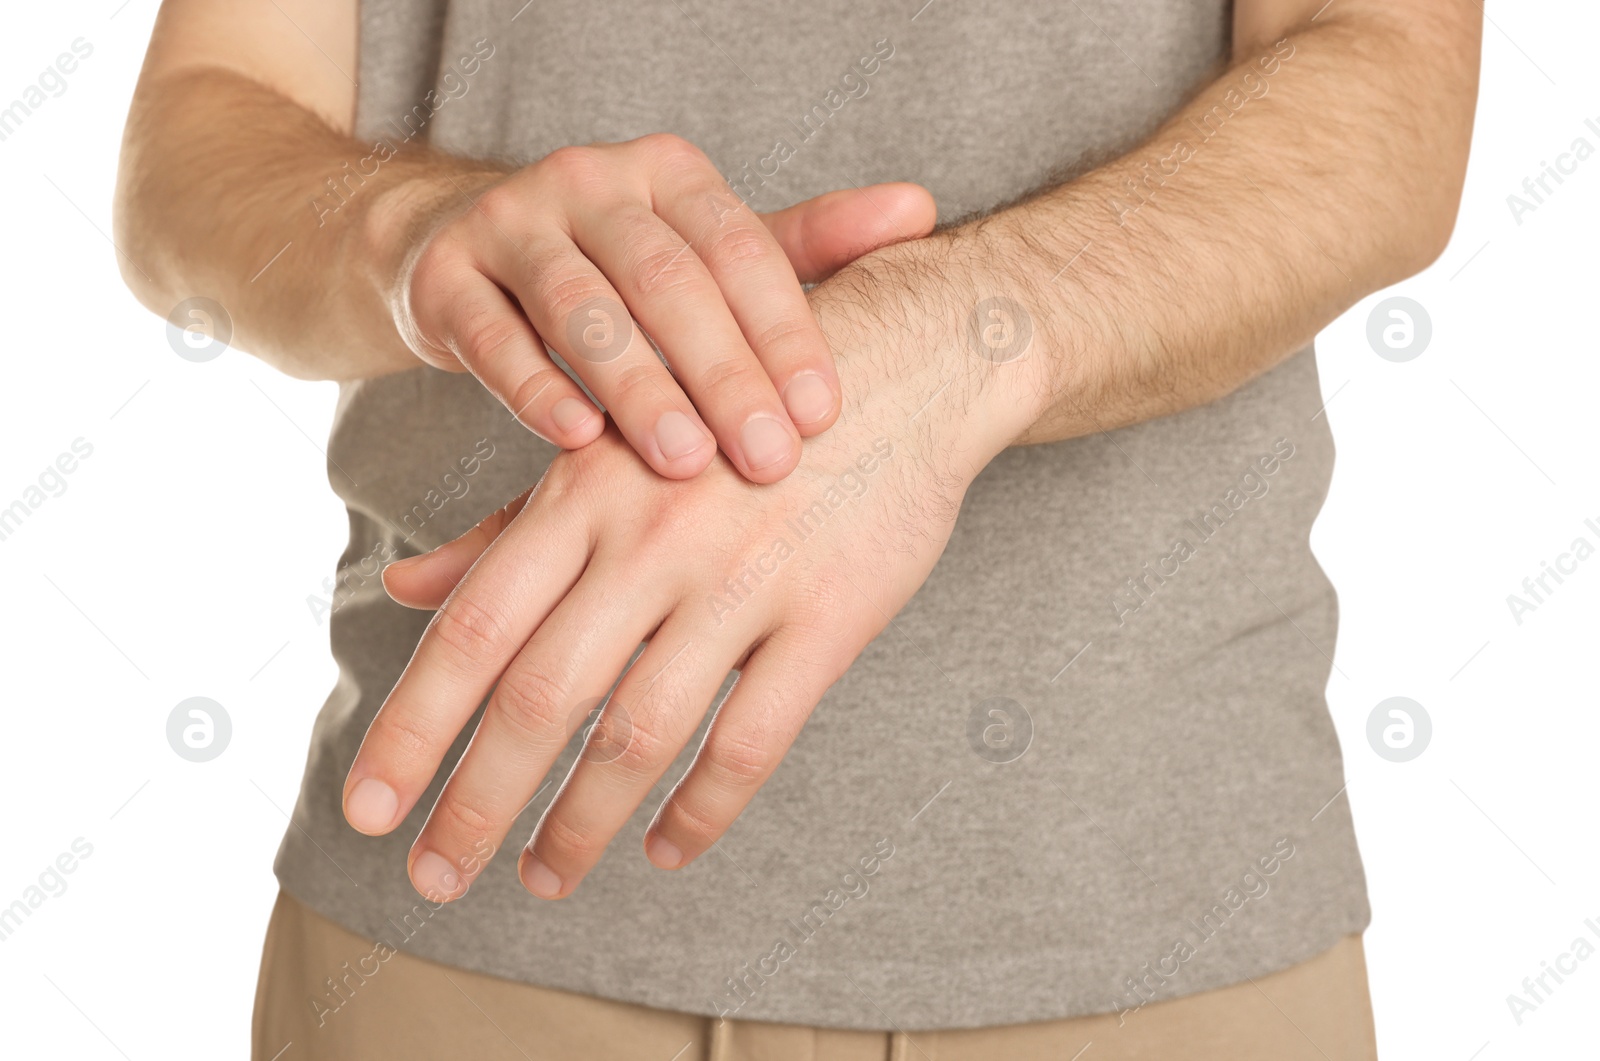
[1372,134,1472,283]
[1355,6,1481,280]
[1408,164,1469,275]
[111,105,172,318]
[1396,190,1463,278]
[111,175,158,313]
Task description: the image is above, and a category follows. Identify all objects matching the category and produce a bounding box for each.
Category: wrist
[355,167,506,313]
[809,231,1056,476]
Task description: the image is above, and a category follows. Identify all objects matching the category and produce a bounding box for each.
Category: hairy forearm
[849,4,1480,451]
[114,67,505,380]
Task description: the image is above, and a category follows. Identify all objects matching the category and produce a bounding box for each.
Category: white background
[1,3,1595,1058]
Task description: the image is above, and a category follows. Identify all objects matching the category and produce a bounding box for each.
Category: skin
[114,0,938,481]
[118,0,1482,903]
[360,0,1482,902]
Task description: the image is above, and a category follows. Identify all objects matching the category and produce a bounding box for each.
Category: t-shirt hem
[272,866,1371,1032]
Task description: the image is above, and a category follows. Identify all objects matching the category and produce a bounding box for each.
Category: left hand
[340,276,1029,901]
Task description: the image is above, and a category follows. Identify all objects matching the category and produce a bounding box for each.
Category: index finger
[647,163,841,436]
[340,493,588,837]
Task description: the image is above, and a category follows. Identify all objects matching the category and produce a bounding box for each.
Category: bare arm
[113,0,440,380]
[114,0,936,480]
[344,0,1484,900]
[864,0,1481,449]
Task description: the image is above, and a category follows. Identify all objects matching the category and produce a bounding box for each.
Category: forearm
[842,2,1479,452]
[114,66,505,380]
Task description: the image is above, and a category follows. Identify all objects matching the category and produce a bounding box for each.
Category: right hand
[374,133,936,483]
[345,266,1037,901]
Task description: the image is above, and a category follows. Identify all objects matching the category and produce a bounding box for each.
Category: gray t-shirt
[275,0,1370,1030]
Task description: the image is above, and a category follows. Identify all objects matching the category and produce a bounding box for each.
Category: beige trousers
[253,890,1377,1061]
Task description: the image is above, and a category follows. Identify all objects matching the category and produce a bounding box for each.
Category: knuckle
[492,667,571,741]
[607,361,670,405]
[700,726,774,788]
[605,715,673,780]
[539,144,607,187]
[690,353,760,399]
[639,132,702,167]
[702,224,773,269]
[434,793,498,846]
[431,593,514,665]
[537,270,612,326]
[453,309,526,363]
[750,313,823,359]
[632,242,705,300]
[473,183,525,227]
[660,789,725,845]
[372,712,437,767]
[536,811,598,864]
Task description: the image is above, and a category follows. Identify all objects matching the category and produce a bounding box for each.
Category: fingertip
[381,555,419,587]
[781,371,839,435]
[518,850,567,900]
[737,415,801,481]
[410,849,469,903]
[379,563,412,605]
[650,410,716,477]
[381,557,440,610]
[644,832,686,870]
[884,181,938,237]
[549,396,604,448]
[855,181,938,242]
[344,776,401,835]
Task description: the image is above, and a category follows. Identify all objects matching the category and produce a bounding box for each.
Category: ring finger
[519,613,750,899]
[478,232,720,479]
[406,571,674,901]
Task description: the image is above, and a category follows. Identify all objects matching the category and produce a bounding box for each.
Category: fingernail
[655,410,709,461]
[384,553,423,573]
[551,397,596,435]
[412,850,468,901]
[740,415,793,471]
[782,372,834,425]
[345,777,400,833]
[520,854,563,900]
[645,834,684,870]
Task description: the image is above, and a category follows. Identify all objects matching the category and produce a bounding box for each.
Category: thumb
[759,182,937,284]
[381,487,532,610]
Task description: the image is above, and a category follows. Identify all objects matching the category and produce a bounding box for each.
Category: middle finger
[569,203,803,482]
[519,610,750,899]
[406,567,674,901]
